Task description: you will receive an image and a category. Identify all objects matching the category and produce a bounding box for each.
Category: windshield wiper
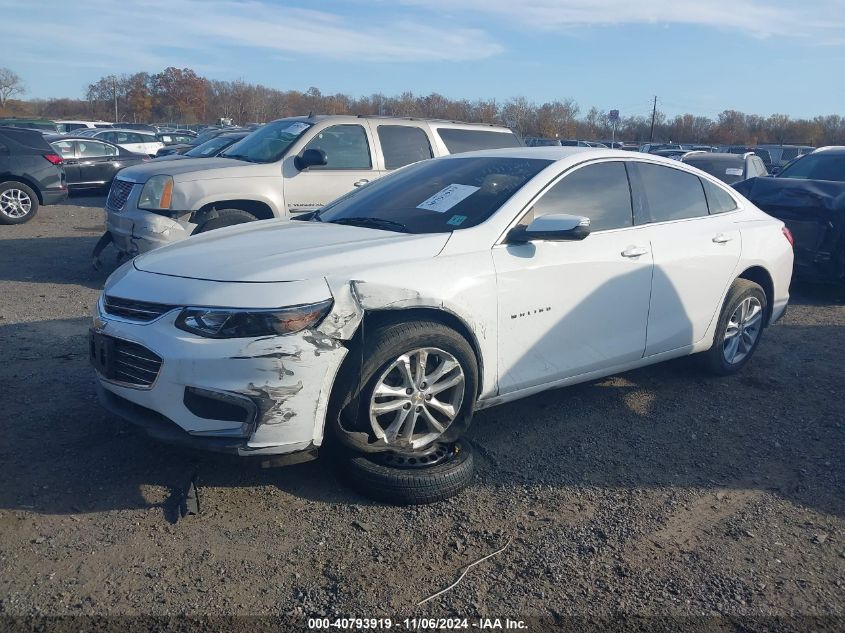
[219,153,255,163]
[329,217,407,232]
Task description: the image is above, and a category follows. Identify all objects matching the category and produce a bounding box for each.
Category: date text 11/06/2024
[307,617,528,630]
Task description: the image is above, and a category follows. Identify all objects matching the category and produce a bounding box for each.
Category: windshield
[220,120,312,163]
[778,153,845,182]
[185,135,240,157]
[315,156,551,234]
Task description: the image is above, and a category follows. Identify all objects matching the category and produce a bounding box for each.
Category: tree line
[2,66,844,146]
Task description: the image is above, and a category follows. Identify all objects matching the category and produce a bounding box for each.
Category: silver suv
[99,115,521,257]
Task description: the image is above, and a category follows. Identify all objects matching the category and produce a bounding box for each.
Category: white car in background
[76,128,164,157]
[55,120,114,133]
[91,148,793,501]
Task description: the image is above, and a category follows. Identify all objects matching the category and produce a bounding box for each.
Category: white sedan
[91,148,792,466]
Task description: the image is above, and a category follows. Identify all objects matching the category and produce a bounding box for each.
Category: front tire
[0,181,39,225]
[331,320,478,454]
[701,278,767,376]
[193,208,257,234]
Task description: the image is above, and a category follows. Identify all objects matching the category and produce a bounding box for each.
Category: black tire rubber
[0,181,39,225]
[193,208,257,234]
[337,440,475,505]
[330,319,478,453]
[700,278,767,376]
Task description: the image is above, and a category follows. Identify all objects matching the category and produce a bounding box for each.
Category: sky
[2,0,844,119]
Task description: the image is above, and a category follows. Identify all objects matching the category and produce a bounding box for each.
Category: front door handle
[621,245,649,258]
[712,233,734,244]
[353,179,369,187]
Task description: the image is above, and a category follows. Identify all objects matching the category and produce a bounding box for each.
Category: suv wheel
[193,208,257,234]
[0,182,39,225]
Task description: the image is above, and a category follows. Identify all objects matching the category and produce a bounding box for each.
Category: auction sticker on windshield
[284,122,310,135]
[726,168,744,176]
[417,184,479,213]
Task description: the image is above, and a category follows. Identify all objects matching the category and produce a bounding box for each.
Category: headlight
[138,175,174,210]
[174,299,333,338]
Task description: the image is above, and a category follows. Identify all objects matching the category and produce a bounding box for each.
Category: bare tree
[0,67,25,108]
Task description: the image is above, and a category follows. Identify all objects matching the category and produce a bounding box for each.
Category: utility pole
[649,95,657,142]
[112,76,118,123]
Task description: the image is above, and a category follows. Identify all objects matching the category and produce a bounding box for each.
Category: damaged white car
[91,148,793,502]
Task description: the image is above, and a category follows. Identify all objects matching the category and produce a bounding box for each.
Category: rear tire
[0,181,39,225]
[193,208,257,234]
[336,440,475,505]
[701,278,767,376]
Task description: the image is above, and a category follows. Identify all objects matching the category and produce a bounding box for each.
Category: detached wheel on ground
[193,208,257,234]
[701,278,768,376]
[336,440,475,505]
[0,181,39,225]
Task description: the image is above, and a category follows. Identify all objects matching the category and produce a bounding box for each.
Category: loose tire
[331,320,478,454]
[701,278,767,376]
[193,208,257,234]
[337,440,475,504]
[0,181,39,225]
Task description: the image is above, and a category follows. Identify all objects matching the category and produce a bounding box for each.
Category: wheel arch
[0,175,43,204]
[737,265,775,325]
[361,307,485,397]
[196,199,275,221]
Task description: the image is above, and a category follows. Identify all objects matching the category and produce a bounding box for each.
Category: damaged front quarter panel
[225,329,348,450]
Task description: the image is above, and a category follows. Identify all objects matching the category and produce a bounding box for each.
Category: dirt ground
[0,196,843,632]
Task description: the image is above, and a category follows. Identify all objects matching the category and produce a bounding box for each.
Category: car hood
[133,220,451,282]
[115,156,264,183]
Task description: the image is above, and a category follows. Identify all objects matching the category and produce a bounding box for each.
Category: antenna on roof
[307,111,313,118]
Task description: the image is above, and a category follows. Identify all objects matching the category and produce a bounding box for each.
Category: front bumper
[92,305,348,456]
[105,183,194,256]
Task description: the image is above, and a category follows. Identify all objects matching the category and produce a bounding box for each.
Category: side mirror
[294,148,328,170]
[508,213,591,243]
[769,166,781,175]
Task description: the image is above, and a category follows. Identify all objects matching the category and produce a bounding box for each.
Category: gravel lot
[0,196,843,631]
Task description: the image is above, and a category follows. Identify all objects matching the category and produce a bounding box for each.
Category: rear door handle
[621,246,649,258]
[353,179,369,187]
[712,233,734,243]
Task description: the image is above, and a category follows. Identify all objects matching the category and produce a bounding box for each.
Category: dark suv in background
[0,126,67,224]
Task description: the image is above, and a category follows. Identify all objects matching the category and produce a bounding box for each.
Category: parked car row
[2,113,812,503]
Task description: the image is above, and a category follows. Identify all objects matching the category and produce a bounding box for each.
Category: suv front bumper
[105,182,194,256]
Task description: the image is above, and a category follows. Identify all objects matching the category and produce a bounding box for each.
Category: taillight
[43,153,63,165]
[782,226,794,247]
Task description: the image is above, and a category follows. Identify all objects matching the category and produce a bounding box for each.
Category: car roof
[683,152,745,163]
[811,146,845,155]
[266,114,513,131]
[44,134,120,144]
[104,128,157,134]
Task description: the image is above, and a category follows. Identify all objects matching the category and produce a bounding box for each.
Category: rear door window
[436,128,521,154]
[302,124,372,169]
[529,161,633,231]
[78,140,118,158]
[632,162,710,223]
[701,178,738,214]
[51,140,76,158]
[377,125,433,169]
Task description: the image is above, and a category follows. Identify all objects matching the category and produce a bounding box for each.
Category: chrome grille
[113,339,162,388]
[107,179,134,210]
[104,295,176,322]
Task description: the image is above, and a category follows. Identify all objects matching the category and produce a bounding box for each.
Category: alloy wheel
[723,296,763,364]
[369,347,465,450]
[0,188,33,219]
